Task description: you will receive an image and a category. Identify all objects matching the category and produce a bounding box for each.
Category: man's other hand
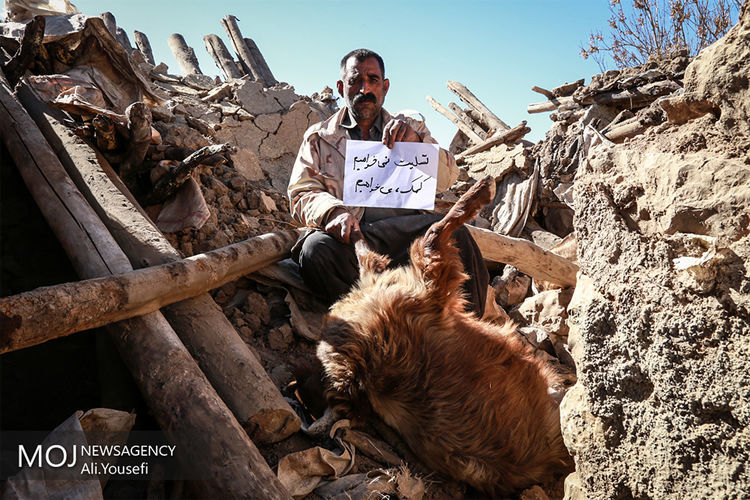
[325,207,361,244]
[382,118,421,149]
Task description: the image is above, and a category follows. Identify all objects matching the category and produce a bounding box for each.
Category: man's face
[337,56,389,122]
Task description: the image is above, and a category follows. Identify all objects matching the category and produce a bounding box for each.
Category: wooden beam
[0,70,290,498]
[426,95,483,144]
[455,122,530,162]
[466,226,578,288]
[531,85,555,100]
[244,37,277,86]
[167,33,203,76]
[447,81,509,131]
[133,30,155,65]
[0,229,300,353]
[221,15,264,83]
[448,102,488,139]
[204,34,243,80]
[527,96,575,114]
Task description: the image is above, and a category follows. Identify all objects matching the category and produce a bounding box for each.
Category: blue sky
[59,1,612,145]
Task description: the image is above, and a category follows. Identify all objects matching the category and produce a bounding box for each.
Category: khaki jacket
[287,107,458,228]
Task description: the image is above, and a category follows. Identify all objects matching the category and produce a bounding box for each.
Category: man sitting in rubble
[287,48,489,316]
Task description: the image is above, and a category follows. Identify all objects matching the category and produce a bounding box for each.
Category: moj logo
[18,444,77,468]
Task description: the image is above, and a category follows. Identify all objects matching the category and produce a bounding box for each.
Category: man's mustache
[352,93,377,105]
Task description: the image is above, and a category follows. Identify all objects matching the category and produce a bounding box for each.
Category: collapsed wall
[561,4,750,498]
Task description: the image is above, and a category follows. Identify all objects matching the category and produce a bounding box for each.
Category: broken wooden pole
[447,80,509,131]
[552,78,585,97]
[133,30,155,65]
[0,71,291,498]
[527,96,575,114]
[448,102,488,139]
[466,226,578,288]
[244,37,277,86]
[167,33,203,76]
[0,228,300,353]
[531,85,555,100]
[426,95,483,144]
[19,86,301,444]
[455,121,531,162]
[115,27,134,54]
[204,33,243,80]
[100,11,117,37]
[221,15,264,83]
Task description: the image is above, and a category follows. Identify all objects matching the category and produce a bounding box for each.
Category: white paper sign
[342,140,439,209]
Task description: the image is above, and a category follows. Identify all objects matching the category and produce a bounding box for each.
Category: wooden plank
[221,15,264,83]
[426,95,483,143]
[455,122,530,162]
[204,33,243,80]
[446,81,509,131]
[466,226,578,288]
[167,33,203,76]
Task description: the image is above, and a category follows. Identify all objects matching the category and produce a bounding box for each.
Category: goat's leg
[411,176,494,301]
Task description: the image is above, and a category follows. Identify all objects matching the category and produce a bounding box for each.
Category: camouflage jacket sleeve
[287,130,345,228]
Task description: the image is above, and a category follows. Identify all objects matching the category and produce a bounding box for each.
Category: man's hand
[325,207,361,244]
[382,118,422,149]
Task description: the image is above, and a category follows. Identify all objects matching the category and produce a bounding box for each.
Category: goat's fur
[317,177,572,495]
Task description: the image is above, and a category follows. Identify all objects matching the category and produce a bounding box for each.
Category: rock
[683,5,750,136]
[255,113,282,133]
[491,266,531,307]
[152,121,210,150]
[563,13,750,496]
[235,80,298,115]
[258,192,277,213]
[513,288,573,336]
[268,324,293,352]
[245,291,271,325]
[215,117,265,180]
[562,472,587,500]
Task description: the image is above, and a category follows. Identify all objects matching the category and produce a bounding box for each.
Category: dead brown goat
[317,176,572,495]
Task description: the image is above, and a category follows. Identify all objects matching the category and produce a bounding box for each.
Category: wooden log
[244,38,277,86]
[19,86,300,444]
[527,95,575,114]
[204,34,243,80]
[145,143,230,205]
[0,70,291,498]
[2,15,44,87]
[448,102,488,139]
[604,120,649,142]
[167,33,203,76]
[100,11,117,37]
[115,27,134,54]
[426,95,483,144]
[455,122,530,162]
[0,229,300,353]
[446,80,509,131]
[583,80,680,107]
[552,78,585,97]
[531,85,555,100]
[466,225,578,288]
[221,15,264,83]
[133,30,155,65]
[119,101,152,190]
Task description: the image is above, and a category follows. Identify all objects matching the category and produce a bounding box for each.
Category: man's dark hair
[340,49,385,78]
